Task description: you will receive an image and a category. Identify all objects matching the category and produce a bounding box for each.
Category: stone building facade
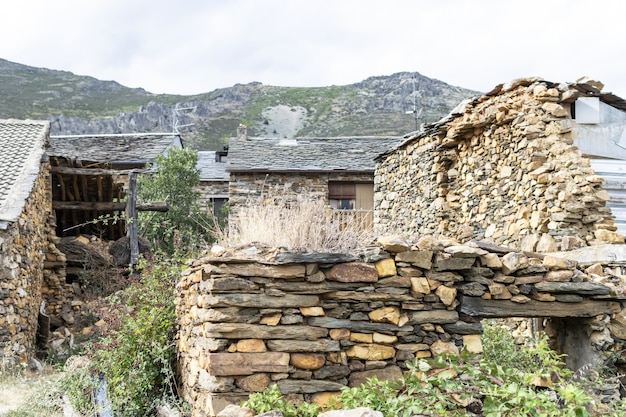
[196,151,229,216]
[226,137,402,219]
[0,120,52,364]
[374,78,626,252]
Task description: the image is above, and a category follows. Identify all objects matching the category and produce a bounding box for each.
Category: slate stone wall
[0,164,51,364]
[196,180,230,209]
[375,78,623,251]
[176,236,626,417]
[228,172,373,216]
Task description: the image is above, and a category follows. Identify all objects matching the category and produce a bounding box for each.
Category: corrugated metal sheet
[590,158,626,235]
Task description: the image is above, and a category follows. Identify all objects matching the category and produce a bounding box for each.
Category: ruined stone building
[1,128,183,363]
[375,77,626,252]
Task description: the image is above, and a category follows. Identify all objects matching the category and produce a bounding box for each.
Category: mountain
[0,58,480,150]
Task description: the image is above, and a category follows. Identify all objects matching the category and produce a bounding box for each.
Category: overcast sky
[1,0,625,97]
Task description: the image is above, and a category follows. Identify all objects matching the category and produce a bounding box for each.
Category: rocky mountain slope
[0,58,480,150]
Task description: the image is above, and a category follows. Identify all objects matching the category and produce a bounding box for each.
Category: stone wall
[375,78,623,251]
[176,236,626,417]
[0,164,52,364]
[228,172,372,215]
[196,180,229,210]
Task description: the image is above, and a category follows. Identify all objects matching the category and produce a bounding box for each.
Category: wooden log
[52,201,169,212]
[127,172,139,267]
[50,166,154,176]
[460,295,620,318]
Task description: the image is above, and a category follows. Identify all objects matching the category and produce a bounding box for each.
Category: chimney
[237,124,248,141]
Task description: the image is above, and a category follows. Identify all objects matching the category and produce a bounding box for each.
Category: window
[209,197,227,217]
[328,182,356,210]
[328,182,374,211]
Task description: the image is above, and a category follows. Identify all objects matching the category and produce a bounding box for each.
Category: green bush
[242,384,319,417]
[138,147,216,255]
[243,322,612,417]
[63,256,183,416]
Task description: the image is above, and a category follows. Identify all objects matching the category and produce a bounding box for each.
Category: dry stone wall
[176,236,626,417]
[0,164,52,364]
[375,78,622,251]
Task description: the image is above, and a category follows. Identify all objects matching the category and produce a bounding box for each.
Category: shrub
[63,256,183,416]
[138,147,216,254]
[242,384,319,417]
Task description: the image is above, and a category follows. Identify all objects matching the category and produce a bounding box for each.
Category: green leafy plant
[137,147,216,255]
[242,384,319,417]
[63,255,183,417]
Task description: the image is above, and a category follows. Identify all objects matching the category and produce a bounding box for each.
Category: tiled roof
[227,136,402,173]
[0,119,49,228]
[47,133,182,165]
[197,151,229,181]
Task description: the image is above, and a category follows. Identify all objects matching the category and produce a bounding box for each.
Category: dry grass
[224,195,374,253]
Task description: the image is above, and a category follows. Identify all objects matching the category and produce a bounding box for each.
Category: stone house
[196,149,229,217]
[226,136,402,225]
[0,119,52,363]
[375,77,626,252]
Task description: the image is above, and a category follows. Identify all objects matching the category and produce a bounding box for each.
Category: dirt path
[0,377,33,414]
[0,367,63,417]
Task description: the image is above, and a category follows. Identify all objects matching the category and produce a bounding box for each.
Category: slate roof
[47,133,183,166]
[0,119,50,228]
[227,136,402,173]
[377,77,626,161]
[197,151,229,181]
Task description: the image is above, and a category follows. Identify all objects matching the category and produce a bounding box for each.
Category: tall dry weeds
[224,195,374,253]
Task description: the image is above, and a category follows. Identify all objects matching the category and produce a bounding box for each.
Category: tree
[137,147,213,254]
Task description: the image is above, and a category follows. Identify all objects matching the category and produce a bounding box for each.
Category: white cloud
[0,0,624,97]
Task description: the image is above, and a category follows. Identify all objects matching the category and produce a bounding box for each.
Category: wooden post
[127,172,139,268]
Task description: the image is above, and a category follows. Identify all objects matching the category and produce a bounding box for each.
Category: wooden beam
[52,201,169,212]
[50,166,154,176]
[97,176,103,202]
[56,174,67,201]
[459,295,621,318]
[127,172,139,267]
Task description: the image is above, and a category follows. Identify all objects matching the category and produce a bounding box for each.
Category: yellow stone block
[260,313,281,326]
[410,277,431,294]
[350,332,373,343]
[435,285,457,306]
[310,392,341,407]
[300,307,325,317]
[329,328,350,340]
[373,332,398,344]
[346,344,396,360]
[375,258,397,278]
[368,306,400,325]
[462,334,483,354]
[290,353,326,370]
[236,339,267,353]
